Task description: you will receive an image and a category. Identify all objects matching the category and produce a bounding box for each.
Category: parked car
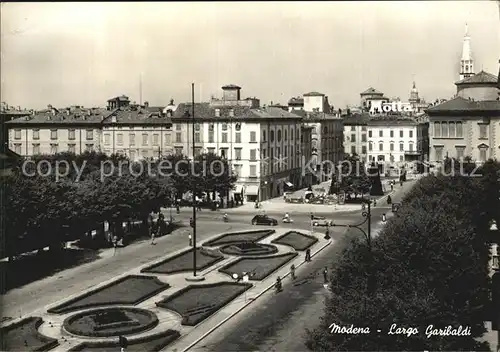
[251,215,278,226]
[311,215,333,227]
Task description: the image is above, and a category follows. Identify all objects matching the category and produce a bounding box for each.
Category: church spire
[459,23,474,80]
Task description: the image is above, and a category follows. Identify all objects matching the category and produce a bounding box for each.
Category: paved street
[187,181,415,352]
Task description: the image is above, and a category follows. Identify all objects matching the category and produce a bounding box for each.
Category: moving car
[252,214,278,226]
[311,215,333,227]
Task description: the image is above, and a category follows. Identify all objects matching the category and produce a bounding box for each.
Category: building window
[142,133,148,146]
[379,143,383,151]
[50,143,58,154]
[284,129,288,141]
[270,130,274,142]
[399,155,404,162]
[277,130,282,142]
[399,130,403,138]
[104,134,110,145]
[174,146,183,155]
[32,129,40,140]
[379,130,383,137]
[86,129,93,140]
[234,164,242,176]
[456,146,465,160]
[130,150,136,160]
[235,123,241,131]
[220,148,228,158]
[456,122,463,138]
[479,147,487,162]
[195,147,202,156]
[448,122,456,138]
[235,148,242,160]
[130,133,136,146]
[142,150,149,159]
[117,133,123,146]
[68,144,75,154]
[390,143,394,151]
[215,109,220,117]
[351,146,356,155]
[434,122,441,137]
[51,129,58,140]
[368,142,373,151]
[351,134,356,143]
[250,149,257,161]
[194,132,201,143]
[175,132,182,143]
[250,131,257,143]
[222,132,228,143]
[207,147,215,154]
[435,147,443,161]
[195,123,201,131]
[208,131,214,143]
[235,132,241,143]
[361,134,367,142]
[361,126,367,131]
[164,134,171,145]
[409,130,413,138]
[368,131,372,138]
[390,130,394,138]
[362,146,367,154]
[400,143,404,151]
[441,122,449,138]
[221,123,228,131]
[249,165,257,177]
[262,130,266,142]
[175,124,181,131]
[14,129,21,139]
[86,144,94,152]
[409,143,414,152]
[479,124,488,139]
[14,143,21,154]
[350,126,355,131]
[152,134,159,146]
[32,143,40,155]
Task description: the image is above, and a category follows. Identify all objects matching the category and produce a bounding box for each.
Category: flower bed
[140,248,224,274]
[219,243,278,256]
[68,329,180,351]
[0,317,59,351]
[203,229,275,247]
[63,307,158,338]
[47,275,169,314]
[219,253,298,280]
[271,231,318,251]
[156,282,252,326]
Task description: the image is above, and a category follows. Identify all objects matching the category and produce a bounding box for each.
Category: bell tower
[459,23,474,81]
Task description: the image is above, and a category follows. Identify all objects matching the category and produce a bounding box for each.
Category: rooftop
[360,87,384,95]
[426,96,500,114]
[221,84,241,90]
[173,103,302,120]
[303,91,325,97]
[107,95,130,102]
[455,71,498,85]
[288,97,304,105]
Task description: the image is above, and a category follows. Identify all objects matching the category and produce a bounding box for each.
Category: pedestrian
[275,276,283,293]
[118,335,128,352]
[112,235,118,256]
[390,182,394,191]
[400,180,403,187]
[197,201,202,211]
[176,203,180,214]
[310,212,314,221]
[290,264,296,280]
[324,227,331,240]
[150,223,157,245]
[305,248,311,262]
[189,234,192,247]
[323,267,328,287]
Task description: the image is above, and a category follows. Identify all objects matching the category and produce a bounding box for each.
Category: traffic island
[219,252,298,280]
[155,282,252,326]
[219,242,278,256]
[0,317,59,351]
[62,307,158,338]
[203,230,276,247]
[140,248,224,275]
[47,275,170,314]
[68,329,181,351]
[271,231,318,251]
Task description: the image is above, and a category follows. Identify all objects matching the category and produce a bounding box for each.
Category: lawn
[271,231,318,251]
[219,253,298,281]
[220,243,278,256]
[141,248,224,274]
[47,275,169,314]
[63,307,158,338]
[156,282,252,326]
[68,329,180,351]
[0,317,59,351]
[203,230,275,247]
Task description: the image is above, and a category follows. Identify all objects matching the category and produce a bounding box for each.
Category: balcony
[404,150,421,156]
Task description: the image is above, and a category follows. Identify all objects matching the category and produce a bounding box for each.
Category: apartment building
[427,70,500,164]
[172,84,304,202]
[301,125,314,187]
[343,113,369,162]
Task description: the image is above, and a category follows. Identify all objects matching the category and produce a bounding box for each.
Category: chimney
[144,101,149,108]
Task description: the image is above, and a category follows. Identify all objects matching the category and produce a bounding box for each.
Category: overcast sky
[1,1,499,110]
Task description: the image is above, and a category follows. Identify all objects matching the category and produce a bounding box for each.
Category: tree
[307,174,492,351]
[330,155,371,196]
[192,152,237,200]
[368,162,383,196]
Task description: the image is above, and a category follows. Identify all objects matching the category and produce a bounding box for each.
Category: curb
[179,238,333,352]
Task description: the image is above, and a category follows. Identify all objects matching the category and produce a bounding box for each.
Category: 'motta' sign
[370,101,414,114]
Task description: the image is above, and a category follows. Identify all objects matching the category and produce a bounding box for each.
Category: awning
[246,185,259,196]
[234,185,244,193]
[285,182,293,187]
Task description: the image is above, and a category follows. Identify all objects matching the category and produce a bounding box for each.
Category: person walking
[324,226,331,240]
[323,267,329,288]
[305,248,311,262]
[275,276,283,293]
[290,264,296,280]
[112,235,118,256]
